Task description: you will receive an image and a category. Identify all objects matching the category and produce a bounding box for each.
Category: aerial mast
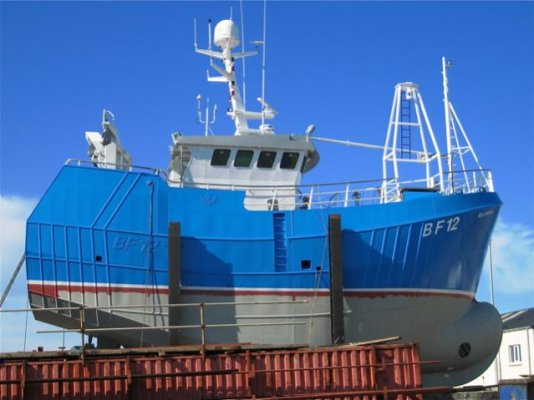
[441,56,493,193]
[442,57,454,191]
[196,94,217,136]
[381,82,444,203]
[194,19,276,135]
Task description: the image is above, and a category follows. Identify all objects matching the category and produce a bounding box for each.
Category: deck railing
[65,159,168,178]
[65,159,493,209]
[240,169,494,210]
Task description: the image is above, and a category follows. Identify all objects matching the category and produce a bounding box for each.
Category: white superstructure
[84,19,493,213]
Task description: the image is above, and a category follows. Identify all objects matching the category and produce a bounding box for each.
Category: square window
[509,344,522,364]
[257,151,277,169]
[234,150,254,167]
[210,149,231,166]
[280,152,300,169]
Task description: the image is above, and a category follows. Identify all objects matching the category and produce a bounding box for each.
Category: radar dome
[214,20,240,49]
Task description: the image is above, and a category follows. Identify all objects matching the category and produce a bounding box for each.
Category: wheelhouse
[167,134,319,210]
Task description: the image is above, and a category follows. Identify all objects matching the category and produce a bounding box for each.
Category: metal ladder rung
[393,122,419,127]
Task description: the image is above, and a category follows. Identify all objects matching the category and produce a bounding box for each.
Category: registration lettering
[478,210,494,218]
[112,236,167,253]
[422,216,460,237]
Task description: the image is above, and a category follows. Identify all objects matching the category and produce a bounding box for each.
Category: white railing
[65,159,168,178]
[445,169,494,195]
[241,169,494,211]
[65,160,494,210]
[276,180,384,210]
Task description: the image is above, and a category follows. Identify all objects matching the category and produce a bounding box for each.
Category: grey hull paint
[30,290,501,387]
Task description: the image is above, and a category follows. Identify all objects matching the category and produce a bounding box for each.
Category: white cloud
[0,195,36,273]
[489,220,534,295]
[0,195,77,352]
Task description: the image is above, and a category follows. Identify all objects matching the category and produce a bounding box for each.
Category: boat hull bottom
[29,288,502,387]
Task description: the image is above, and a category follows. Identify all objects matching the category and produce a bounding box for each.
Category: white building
[467,308,534,387]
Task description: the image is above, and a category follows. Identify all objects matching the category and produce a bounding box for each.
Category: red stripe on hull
[182,288,474,300]
[28,284,474,300]
[180,288,330,297]
[28,283,169,297]
[344,290,474,300]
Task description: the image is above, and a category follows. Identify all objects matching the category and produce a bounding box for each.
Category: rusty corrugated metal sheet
[0,343,446,399]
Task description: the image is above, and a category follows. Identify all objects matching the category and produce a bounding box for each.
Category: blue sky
[1,2,533,351]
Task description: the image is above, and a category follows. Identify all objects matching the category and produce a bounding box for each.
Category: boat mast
[194,19,276,135]
[261,0,267,130]
[441,57,494,192]
[239,0,247,108]
[442,57,454,192]
[381,83,444,203]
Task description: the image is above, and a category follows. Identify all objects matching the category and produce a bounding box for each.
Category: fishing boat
[24,18,502,386]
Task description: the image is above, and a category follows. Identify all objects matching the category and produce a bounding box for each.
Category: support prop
[168,222,181,345]
[328,214,345,344]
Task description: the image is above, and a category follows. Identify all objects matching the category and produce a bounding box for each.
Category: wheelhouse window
[280,152,300,169]
[234,150,254,167]
[210,149,231,166]
[257,151,277,168]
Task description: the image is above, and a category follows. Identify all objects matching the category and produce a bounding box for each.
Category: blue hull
[26,165,501,297]
[24,164,503,387]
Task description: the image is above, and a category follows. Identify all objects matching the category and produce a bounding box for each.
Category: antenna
[212,104,218,125]
[240,0,247,107]
[196,94,202,123]
[193,18,198,49]
[194,17,272,136]
[442,56,453,190]
[260,0,267,132]
[441,56,493,193]
[208,19,212,51]
[196,94,217,136]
